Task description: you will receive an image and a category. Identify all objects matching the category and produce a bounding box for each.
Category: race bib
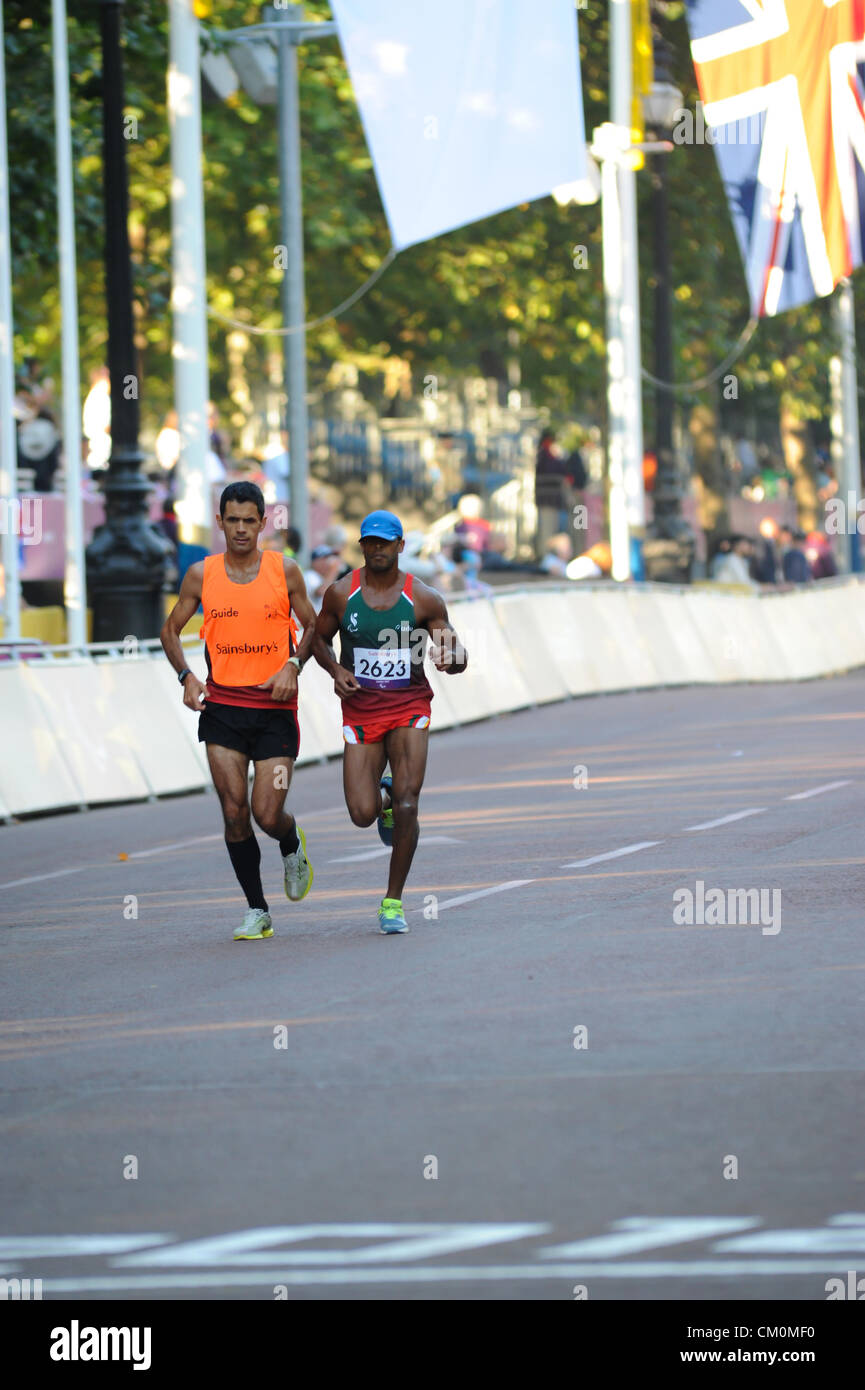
[353,646,412,690]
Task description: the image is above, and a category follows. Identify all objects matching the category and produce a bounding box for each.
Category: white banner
[330,0,587,249]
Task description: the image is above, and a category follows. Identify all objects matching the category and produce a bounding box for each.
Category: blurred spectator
[17,409,61,491]
[451,539,492,596]
[400,530,439,582]
[754,516,780,583]
[206,453,226,487]
[155,495,180,550]
[566,541,612,582]
[16,356,55,415]
[778,526,811,584]
[535,428,579,555]
[642,450,657,494]
[304,544,343,608]
[713,535,757,587]
[262,431,290,500]
[804,530,838,580]
[281,526,302,560]
[454,494,492,553]
[480,531,544,575]
[83,366,111,471]
[709,536,731,578]
[322,523,351,580]
[540,532,573,578]
[208,402,230,464]
[155,409,181,483]
[735,435,759,483]
[816,456,838,504]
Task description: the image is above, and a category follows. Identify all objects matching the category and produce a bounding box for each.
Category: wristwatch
[177,666,192,685]
[288,655,303,672]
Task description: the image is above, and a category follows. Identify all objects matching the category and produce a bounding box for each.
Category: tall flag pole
[0,0,21,640]
[608,0,645,579]
[831,279,863,572]
[52,0,87,647]
[168,0,211,543]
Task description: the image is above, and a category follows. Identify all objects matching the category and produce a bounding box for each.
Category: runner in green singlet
[313,510,467,933]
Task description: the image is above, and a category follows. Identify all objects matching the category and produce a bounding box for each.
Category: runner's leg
[382,725,429,901]
[251,755,296,848]
[343,742,388,827]
[207,743,266,909]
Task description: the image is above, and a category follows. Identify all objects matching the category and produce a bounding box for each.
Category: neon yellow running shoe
[378,898,408,934]
[283,825,313,902]
[234,908,273,940]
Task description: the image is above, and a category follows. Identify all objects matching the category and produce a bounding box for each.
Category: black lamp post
[85,0,170,641]
[641,27,696,585]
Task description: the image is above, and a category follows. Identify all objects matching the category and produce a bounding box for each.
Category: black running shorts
[198,702,300,762]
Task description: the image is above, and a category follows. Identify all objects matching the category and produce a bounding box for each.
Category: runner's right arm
[160,562,209,712]
[313,581,362,700]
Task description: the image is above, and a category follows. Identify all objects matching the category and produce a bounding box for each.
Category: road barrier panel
[491,592,570,704]
[2,578,864,818]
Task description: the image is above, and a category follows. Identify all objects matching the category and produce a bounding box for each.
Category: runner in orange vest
[160,482,317,940]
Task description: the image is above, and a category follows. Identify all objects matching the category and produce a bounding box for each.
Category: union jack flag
[686,0,865,316]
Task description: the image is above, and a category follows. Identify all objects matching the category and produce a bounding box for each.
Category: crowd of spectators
[710,517,839,587]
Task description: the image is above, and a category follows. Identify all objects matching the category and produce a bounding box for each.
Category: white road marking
[330,836,461,864]
[433,880,535,912]
[33,1258,858,1292]
[563,841,662,869]
[0,1235,170,1259]
[684,808,766,831]
[113,1222,545,1268]
[785,780,852,801]
[540,1216,759,1260]
[128,835,222,859]
[1,865,96,891]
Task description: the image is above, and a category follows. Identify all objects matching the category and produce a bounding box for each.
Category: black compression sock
[279,824,300,857]
[226,835,268,910]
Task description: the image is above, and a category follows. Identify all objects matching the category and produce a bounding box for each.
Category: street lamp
[640,28,696,585]
[86,0,171,640]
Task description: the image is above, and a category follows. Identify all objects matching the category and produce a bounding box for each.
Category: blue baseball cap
[359,510,403,541]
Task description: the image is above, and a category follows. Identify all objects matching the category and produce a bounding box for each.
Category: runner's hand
[258,664,298,702]
[333,669,361,699]
[182,674,207,711]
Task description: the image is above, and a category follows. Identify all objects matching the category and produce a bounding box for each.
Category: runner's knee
[252,804,284,837]
[392,794,418,821]
[222,802,251,839]
[347,799,378,828]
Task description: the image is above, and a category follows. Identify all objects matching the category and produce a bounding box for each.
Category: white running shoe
[283,825,313,902]
[234,908,273,940]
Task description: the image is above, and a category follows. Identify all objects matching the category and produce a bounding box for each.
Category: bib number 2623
[353,646,411,690]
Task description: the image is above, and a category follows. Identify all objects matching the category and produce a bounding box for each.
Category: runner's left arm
[417,583,468,674]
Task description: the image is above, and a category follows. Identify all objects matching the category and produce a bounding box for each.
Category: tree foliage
[3,0,860,451]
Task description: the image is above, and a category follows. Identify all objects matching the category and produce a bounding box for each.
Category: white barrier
[641,588,718,685]
[296,658,343,763]
[23,661,151,806]
[491,591,570,704]
[569,588,661,690]
[2,577,864,818]
[436,597,533,721]
[0,664,84,813]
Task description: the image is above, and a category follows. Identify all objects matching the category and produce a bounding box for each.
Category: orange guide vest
[200,549,297,709]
